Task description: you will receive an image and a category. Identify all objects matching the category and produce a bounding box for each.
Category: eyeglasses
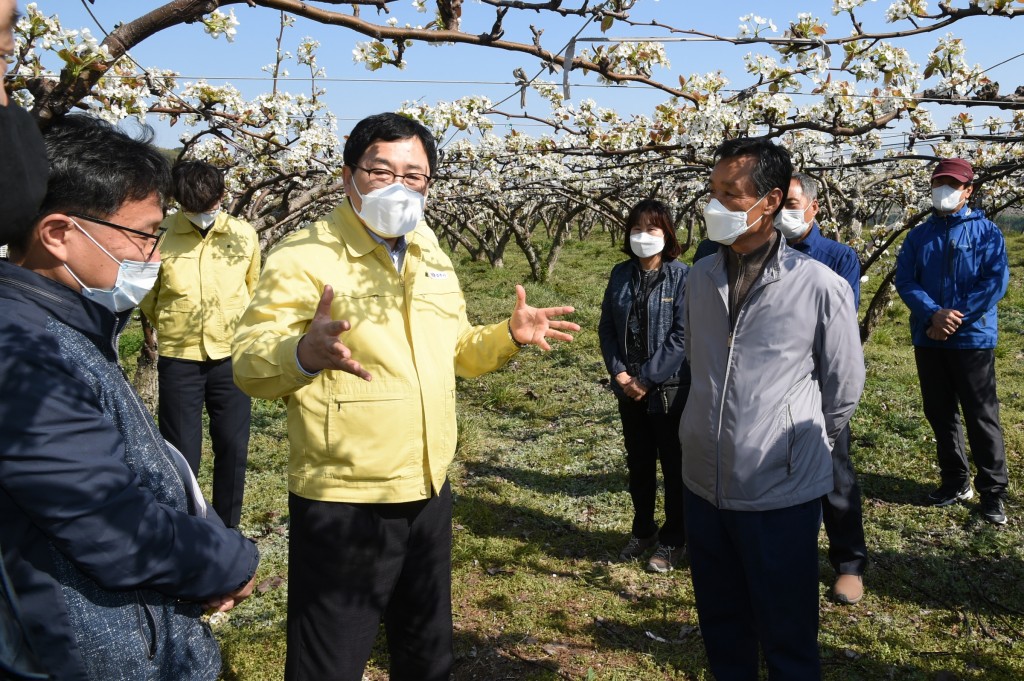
[67,212,166,261]
[354,166,431,192]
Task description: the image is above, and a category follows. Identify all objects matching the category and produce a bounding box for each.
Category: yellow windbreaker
[232,200,519,503]
[140,211,260,361]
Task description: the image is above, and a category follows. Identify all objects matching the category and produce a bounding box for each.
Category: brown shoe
[833,574,864,605]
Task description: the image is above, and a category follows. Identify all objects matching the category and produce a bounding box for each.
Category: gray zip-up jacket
[679,239,865,511]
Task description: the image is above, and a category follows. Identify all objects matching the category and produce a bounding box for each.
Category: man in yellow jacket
[141,160,261,528]
[233,113,579,681]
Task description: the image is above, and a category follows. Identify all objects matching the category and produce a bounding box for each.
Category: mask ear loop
[62,262,91,290]
[68,218,123,265]
[747,192,771,229]
[63,218,123,293]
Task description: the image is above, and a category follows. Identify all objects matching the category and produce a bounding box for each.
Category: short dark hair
[343,113,438,176]
[10,115,170,252]
[171,160,225,213]
[622,198,682,261]
[714,137,792,215]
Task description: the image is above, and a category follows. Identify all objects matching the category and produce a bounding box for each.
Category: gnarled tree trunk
[133,313,159,415]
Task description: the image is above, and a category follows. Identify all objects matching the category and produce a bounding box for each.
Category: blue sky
[33,1,1024,147]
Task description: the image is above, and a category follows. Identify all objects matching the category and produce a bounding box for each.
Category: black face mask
[0,103,48,247]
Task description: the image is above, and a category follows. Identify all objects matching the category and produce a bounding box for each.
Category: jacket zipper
[0,275,64,304]
[125,381,195,513]
[715,264,777,506]
[624,266,665,372]
[716,321,741,507]
[941,219,951,309]
[620,268,640,377]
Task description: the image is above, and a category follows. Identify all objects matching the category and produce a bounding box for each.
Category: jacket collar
[930,204,981,227]
[706,231,787,290]
[792,222,823,250]
[0,259,131,358]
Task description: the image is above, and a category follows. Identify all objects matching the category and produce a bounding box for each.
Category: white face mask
[931,185,964,213]
[184,208,220,230]
[63,219,161,313]
[774,208,811,241]
[703,194,768,245]
[629,232,664,259]
[352,180,425,239]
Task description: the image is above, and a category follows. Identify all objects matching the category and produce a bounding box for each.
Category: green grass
[148,229,1024,680]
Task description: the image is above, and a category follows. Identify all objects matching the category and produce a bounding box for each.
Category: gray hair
[791,173,818,202]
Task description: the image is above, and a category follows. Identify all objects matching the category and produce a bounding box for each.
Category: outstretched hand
[508,284,579,351]
[296,285,372,381]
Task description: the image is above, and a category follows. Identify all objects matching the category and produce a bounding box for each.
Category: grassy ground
[131,228,1024,680]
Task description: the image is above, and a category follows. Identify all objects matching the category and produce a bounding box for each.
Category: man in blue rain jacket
[894,157,1010,525]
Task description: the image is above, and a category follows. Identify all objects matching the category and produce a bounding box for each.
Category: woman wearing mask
[598,199,690,573]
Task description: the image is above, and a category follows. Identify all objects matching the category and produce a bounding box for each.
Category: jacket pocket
[134,591,158,661]
[325,390,417,482]
[157,299,202,347]
[768,402,795,475]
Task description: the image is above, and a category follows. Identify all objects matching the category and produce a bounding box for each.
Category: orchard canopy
[5,0,1024,337]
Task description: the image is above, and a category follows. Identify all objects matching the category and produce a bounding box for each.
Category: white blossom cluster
[738,14,778,37]
[5,2,1023,285]
[201,9,239,43]
[578,41,670,81]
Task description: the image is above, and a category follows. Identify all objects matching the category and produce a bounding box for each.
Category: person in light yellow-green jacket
[140,160,260,528]
[232,113,579,681]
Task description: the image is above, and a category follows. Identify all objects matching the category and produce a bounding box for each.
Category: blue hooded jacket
[894,206,1008,349]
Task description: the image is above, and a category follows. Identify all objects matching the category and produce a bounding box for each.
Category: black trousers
[285,482,454,681]
[821,425,868,576]
[157,356,250,527]
[684,488,822,681]
[914,347,1008,497]
[617,396,686,547]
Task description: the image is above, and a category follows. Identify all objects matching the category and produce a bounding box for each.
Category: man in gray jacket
[682,138,865,679]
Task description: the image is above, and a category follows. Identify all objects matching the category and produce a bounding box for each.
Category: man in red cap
[894,158,1010,524]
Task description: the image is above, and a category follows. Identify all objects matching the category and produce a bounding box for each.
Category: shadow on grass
[453,492,628,565]
[465,462,626,500]
[820,610,1024,680]
[862,543,1024,616]
[858,471,933,506]
[816,531,1024,680]
[451,614,709,680]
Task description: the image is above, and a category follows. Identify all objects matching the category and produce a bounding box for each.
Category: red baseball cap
[931,158,974,183]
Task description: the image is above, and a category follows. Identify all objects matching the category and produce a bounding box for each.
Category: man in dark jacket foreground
[0,114,259,681]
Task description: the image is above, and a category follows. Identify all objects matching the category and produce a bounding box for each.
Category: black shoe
[618,533,658,562]
[646,544,685,573]
[927,481,973,507]
[980,496,1008,526]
